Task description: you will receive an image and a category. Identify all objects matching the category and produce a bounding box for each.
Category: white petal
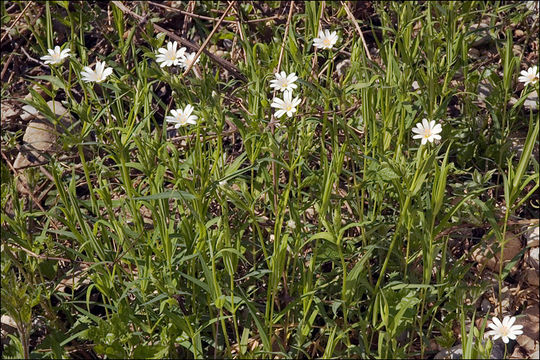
[432,134,441,140]
[432,124,442,133]
[184,104,194,116]
[412,134,423,139]
[412,127,424,134]
[275,110,286,118]
[421,137,427,145]
[511,324,523,331]
[102,67,113,79]
[271,98,285,107]
[492,317,503,328]
[422,118,429,129]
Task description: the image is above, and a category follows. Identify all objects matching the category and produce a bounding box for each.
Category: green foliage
[1,1,538,358]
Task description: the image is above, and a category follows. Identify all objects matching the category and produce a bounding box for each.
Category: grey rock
[526,247,539,270]
[434,344,463,359]
[477,81,492,103]
[13,100,74,194]
[526,226,539,247]
[469,23,492,47]
[434,339,512,359]
[509,91,539,112]
[480,298,491,314]
[523,91,539,112]
[336,59,351,77]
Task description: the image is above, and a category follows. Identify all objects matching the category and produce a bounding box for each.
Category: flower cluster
[41,44,114,83]
[155,40,199,70]
[268,29,340,119]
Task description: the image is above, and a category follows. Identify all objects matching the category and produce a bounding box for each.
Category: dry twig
[341,1,372,61]
[182,1,236,77]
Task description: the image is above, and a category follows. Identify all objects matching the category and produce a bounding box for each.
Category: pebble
[509,91,539,112]
[472,231,522,273]
[526,226,539,247]
[469,23,492,47]
[434,339,508,359]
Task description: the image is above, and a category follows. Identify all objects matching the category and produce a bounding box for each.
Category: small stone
[472,231,522,272]
[480,298,491,314]
[336,59,351,77]
[468,47,480,60]
[524,267,539,286]
[526,247,539,270]
[512,44,522,57]
[523,91,538,112]
[477,81,492,102]
[525,226,539,247]
[516,304,540,355]
[1,314,17,346]
[13,101,74,193]
[0,103,18,123]
[510,91,539,112]
[222,39,233,50]
[20,104,39,121]
[434,344,463,359]
[469,23,492,47]
[514,29,525,38]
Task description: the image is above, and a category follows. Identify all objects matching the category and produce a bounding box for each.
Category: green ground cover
[1,1,538,358]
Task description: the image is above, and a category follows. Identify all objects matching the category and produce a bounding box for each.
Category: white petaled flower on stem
[156,41,186,68]
[40,45,71,65]
[313,29,339,50]
[271,90,301,118]
[180,52,200,69]
[80,61,113,83]
[412,119,442,145]
[165,104,198,128]
[518,65,539,87]
[269,71,298,92]
[486,316,523,344]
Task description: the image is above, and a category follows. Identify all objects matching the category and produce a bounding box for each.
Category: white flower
[269,71,298,92]
[271,90,301,118]
[486,316,523,344]
[40,45,71,65]
[412,119,442,145]
[518,65,539,87]
[287,219,296,229]
[165,104,197,128]
[80,61,113,83]
[180,52,200,69]
[156,41,186,68]
[313,29,339,50]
